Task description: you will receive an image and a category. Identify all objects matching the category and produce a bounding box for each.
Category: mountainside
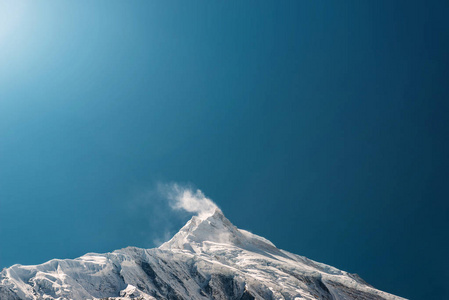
[0,209,405,300]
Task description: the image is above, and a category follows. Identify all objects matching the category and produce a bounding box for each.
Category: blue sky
[1,1,448,299]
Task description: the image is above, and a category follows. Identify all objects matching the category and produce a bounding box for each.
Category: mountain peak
[159,208,277,253]
[0,207,406,300]
[159,208,238,251]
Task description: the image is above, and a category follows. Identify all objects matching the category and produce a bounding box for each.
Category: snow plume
[127,182,220,247]
[159,183,219,219]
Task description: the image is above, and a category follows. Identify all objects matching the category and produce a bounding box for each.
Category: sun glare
[0,1,28,43]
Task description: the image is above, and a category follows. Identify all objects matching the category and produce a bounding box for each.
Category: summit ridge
[160,208,276,253]
[0,210,406,300]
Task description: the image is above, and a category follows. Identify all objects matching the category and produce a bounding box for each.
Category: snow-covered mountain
[0,209,405,300]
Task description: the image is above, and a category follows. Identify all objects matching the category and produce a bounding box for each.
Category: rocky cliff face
[0,209,405,300]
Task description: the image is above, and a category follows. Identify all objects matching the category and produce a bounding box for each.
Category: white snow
[0,209,406,300]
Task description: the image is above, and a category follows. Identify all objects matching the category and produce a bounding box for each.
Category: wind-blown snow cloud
[127,182,220,247]
[160,183,219,219]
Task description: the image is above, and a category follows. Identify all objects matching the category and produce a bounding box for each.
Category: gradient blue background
[1,1,448,299]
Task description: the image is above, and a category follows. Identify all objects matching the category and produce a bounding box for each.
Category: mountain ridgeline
[0,209,405,300]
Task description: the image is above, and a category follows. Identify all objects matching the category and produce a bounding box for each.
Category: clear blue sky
[1,1,448,299]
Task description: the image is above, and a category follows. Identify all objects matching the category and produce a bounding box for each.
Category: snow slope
[0,209,406,300]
